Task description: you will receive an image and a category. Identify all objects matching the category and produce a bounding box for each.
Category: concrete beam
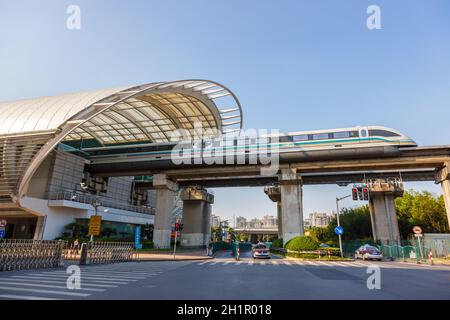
[152,174,178,249]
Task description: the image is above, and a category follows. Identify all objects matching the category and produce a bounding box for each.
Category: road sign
[334,226,344,235]
[412,226,423,234]
[134,225,142,250]
[0,219,7,227]
[88,215,102,236]
[0,228,5,239]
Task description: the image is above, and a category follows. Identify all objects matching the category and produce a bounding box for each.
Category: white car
[252,243,270,259]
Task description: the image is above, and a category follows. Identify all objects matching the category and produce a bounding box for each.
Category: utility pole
[336,194,351,258]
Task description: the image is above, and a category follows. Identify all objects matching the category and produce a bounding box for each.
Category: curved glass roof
[0,80,243,145]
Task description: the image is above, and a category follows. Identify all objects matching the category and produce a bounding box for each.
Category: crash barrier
[0,239,65,271]
[79,241,135,265]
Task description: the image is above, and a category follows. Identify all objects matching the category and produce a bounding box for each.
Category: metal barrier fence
[0,239,65,271]
[80,241,135,265]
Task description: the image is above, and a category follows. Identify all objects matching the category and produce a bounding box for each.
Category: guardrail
[80,241,136,265]
[48,190,155,215]
[0,239,65,271]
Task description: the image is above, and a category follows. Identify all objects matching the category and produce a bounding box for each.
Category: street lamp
[335,194,351,258]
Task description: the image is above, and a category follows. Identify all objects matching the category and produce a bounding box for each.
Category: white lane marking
[271,260,279,266]
[294,261,305,265]
[248,261,254,265]
[0,281,105,292]
[260,261,266,265]
[223,261,232,265]
[316,261,331,266]
[45,271,146,279]
[28,273,138,282]
[198,261,210,265]
[11,275,128,285]
[304,261,315,265]
[0,294,62,300]
[86,270,150,275]
[3,278,117,288]
[352,262,369,267]
[210,262,218,265]
[0,286,90,297]
[236,261,244,265]
[283,261,292,266]
[333,262,351,267]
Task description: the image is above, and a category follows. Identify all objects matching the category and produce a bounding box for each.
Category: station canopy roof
[0,80,243,146]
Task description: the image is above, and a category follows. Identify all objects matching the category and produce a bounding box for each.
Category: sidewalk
[136,250,213,261]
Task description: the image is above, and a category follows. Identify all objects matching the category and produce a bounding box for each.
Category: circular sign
[412,226,422,234]
[0,219,7,227]
[334,226,344,236]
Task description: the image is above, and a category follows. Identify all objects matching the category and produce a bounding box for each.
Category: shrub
[284,236,319,251]
[271,238,283,248]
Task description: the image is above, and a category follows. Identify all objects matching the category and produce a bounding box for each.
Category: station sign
[88,215,102,236]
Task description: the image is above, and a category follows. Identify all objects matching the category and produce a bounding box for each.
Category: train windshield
[368,129,400,137]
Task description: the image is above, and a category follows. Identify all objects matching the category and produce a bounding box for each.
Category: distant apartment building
[236,216,247,229]
[211,214,221,228]
[306,212,332,228]
[236,215,278,229]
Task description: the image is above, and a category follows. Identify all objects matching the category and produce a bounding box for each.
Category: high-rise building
[308,212,331,228]
[236,216,247,229]
[211,214,221,228]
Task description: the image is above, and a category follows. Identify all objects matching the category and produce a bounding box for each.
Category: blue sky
[1,1,449,221]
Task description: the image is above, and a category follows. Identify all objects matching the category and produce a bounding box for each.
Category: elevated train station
[1,79,449,248]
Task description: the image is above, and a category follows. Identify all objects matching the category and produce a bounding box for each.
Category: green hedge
[285,236,319,251]
[271,238,283,248]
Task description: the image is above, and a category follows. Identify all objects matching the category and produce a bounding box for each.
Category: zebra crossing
[0,265,163,300]
[195,259,412,269]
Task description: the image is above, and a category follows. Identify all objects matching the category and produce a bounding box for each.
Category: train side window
[293,134,308,142]
[368,129,400,137]
[333,131,350,139]
[279,136,293,143]
[312,133,329,140]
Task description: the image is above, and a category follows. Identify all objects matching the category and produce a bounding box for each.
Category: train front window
[368,129,400,137]
[332,131,350,139]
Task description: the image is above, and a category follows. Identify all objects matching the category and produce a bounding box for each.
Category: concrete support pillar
[276,201,282,238]
[33,215,46,240]
[436,162,450,229]
[279,168,304,245]
[367,179,403,245]
[152,174,177,249]
[180,187,214,247]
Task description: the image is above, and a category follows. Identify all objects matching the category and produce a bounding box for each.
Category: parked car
[354,245,383,261]
[252,243,271,259]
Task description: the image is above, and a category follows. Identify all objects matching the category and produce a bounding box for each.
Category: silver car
[252,243,271,259]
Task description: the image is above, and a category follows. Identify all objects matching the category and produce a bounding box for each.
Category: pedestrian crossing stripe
[0,294,62,300]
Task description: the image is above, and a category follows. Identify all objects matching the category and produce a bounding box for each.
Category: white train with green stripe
[83,126,417,167]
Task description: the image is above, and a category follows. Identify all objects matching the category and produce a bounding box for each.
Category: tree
[327,205,373,241]
[395,190,449,237]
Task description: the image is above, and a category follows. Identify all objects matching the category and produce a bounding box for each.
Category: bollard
[428,250,433,266]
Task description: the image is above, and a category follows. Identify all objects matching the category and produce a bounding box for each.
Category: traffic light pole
[336,194,351,258]
[173,230,178,260]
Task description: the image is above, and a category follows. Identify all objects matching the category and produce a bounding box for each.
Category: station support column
[276,201,282,238]
[368,179,403,245]
[279,168,304,245]
[436,162,450,229]
[180,187,214,247]
[152,174,178,249]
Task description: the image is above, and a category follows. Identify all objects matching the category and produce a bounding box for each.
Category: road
[0,251,449,300]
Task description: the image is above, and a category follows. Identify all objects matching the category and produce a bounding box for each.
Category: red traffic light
[363,188,369,201]
[352,188,358,200]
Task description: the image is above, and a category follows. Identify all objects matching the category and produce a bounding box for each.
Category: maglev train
[78,126,417,165]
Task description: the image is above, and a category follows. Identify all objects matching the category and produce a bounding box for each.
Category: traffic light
[363,188,369,201]
[352,188,358,200]
[357,187,363,200]
[175,223,184,231]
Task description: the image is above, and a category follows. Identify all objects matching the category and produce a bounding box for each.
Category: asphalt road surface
[0,251,449,300]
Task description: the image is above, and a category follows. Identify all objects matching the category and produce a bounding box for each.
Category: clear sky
[1,1,449,221]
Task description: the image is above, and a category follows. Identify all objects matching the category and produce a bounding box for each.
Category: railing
[80,241,136,265]
[48,190,155,215]
[0,239,65,271]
